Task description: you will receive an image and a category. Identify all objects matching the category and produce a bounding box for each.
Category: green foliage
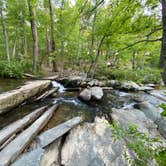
[96,67,161,84]
[109,122,165,166]
[159,103,166,117]
[0,60,31,78]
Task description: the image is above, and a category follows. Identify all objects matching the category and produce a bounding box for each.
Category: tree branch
[117,38,162,53]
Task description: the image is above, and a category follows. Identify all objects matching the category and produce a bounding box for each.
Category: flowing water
[0,79,164,131]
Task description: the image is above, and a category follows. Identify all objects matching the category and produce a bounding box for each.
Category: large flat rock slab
[61,117,128,166]
[0,80,51,114]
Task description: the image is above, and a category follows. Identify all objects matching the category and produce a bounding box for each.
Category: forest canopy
[0,0,164,83]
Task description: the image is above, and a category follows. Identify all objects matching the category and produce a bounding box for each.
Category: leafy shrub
[159,103,166,117]
[0,60,32,78]
[109,122,166,166]
[96,66,161,84]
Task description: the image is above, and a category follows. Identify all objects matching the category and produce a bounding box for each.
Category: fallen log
[35,88,58,101]
[0,106,47,147]
[0,134,16,151]
[0,80,51,114]
[37,116,82,148]
[0,104,58,166]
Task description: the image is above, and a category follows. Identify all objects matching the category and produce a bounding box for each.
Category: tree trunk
[60,0,64,73]
[159,0,166,85]
[0,104,58,166]
[12,28,18,58]
[27,0,38,72]
[46,28,51,66]
[87,35,105,78]
[49,0,58,72]
[0,1,10,63]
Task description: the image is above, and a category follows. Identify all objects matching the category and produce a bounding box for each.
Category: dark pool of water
[0,78,26,93]
[0,88,135,131]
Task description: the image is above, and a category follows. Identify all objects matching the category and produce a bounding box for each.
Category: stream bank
[0,77,166,165]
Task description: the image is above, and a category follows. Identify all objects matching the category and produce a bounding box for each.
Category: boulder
[78,88,92,101]
[61,117,128,166]
[158,118,166,139]
[111,108,163,139]
[120,81,140,91]
[134,102,161,123]
[91,87,104,100]
[78,87,103,101]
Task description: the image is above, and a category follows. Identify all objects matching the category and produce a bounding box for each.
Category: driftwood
[35,88,58,101]
[0,104,58,166]
[0,80,51,114]
[0,106,47,147]
[23,73,37,79]
[0,134,16,151]
[37,117,82,148]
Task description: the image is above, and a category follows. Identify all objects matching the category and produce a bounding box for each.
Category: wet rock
[138,86,154,91]
[78,88,92,101]
[61,117,128,166]
[111,108,164,140]
[91,87,104,100]
[134,101,161,123]
[158,118,166,139]
[40,139,61,166]
[78,87,103,101]
[120,81,140,91]
[107,80,121,88]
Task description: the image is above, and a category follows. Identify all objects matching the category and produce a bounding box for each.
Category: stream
[0,79,165,131]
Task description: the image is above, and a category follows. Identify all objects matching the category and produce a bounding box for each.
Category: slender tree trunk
[60,0,64,73]
[132,50,136,70]
[159,0,166,85]
[49,0,58,72]
[87,35,105,78]
[159,0,166,68]
[12,28,18,58]
[46,28,51,66]
[27,0,38,72]
[0,1,10,63]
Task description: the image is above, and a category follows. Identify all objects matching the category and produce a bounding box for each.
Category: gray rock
[111,108,163,140]
[158,118,166,139]
[91,87,104,100]
[12,148,44,166]
[40,139,61,166]
[78,88,92,101]
[120,81,140,91]
[134,102,161,123]
[61,117,128,166]
[78,87,103,101]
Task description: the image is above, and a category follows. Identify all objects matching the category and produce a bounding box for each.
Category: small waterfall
[52,81,66,93]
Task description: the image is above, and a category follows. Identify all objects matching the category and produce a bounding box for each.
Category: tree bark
[87,35,105,78]
[0,106,47,147]
[159,0,166,68]
[159,0,166,85]
[0,1,10,63]
[27,0,38,72]
[0,104,58,166]
[49,0,58,72]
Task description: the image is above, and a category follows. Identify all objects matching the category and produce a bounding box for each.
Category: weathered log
[0,134,16,151]
[0,80,51,114]
[0,106,47,147]
[24,73,37,79]
[37,116,82,148]
[35,88,58,101]
[0,104,58,166]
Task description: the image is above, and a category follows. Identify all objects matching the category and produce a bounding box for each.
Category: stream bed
[0,79,165,131]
